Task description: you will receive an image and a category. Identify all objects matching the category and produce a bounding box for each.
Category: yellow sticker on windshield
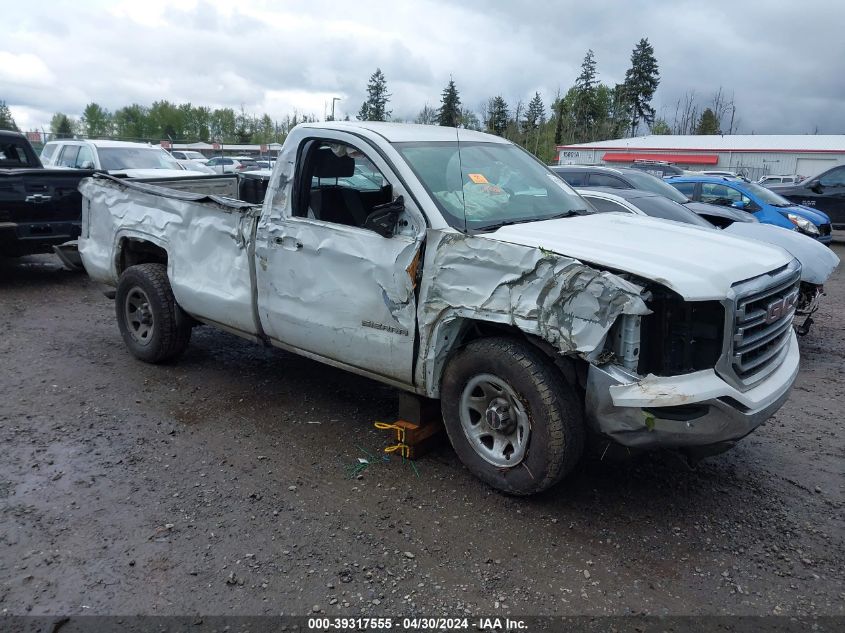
[468,173,489,184]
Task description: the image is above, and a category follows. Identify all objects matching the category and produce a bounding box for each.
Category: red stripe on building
[601,152,719,165]
[556,146,845,154]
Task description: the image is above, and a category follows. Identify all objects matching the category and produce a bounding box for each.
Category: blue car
[666,175,832,244]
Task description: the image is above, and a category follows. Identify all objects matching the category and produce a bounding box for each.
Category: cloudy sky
[4,0,844,135]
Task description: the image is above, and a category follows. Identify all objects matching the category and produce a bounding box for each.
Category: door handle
[273,236,303,250]
[25,194,52,204]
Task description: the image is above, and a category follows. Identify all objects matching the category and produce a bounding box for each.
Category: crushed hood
[486,213,794,300]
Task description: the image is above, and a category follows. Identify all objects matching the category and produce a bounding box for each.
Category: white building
[556,135,845,180]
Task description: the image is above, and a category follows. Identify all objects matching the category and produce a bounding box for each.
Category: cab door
[254,133,425,384]
[809,166,845,227]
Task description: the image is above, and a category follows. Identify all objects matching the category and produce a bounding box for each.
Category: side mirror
[731,200,748,210]
[809,179,823,193]
[364,195,404,238]
[79,161,95,169]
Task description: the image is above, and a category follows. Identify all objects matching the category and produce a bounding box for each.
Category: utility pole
[331,97,341,121]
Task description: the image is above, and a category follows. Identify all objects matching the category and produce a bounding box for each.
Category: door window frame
[285,133,425,238]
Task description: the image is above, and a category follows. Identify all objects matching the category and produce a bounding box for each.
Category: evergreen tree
[573,49,599,141]
[113,104,149,141]
[81,103,112,138]
[50,113,75,139]
[623,38,660,135]
[553,97,565,145]
[523,92,545,132]
[696,108,720,135]
[437,78,462,127]
[485,96,509,136]
[0,100,19,131]
[357,68,391,121]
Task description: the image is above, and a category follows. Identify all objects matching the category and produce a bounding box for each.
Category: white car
[41,140,208,178]
[759,174,802,187]
[170,150,207,162]
[204,156,260,174]
[167,149,215,173]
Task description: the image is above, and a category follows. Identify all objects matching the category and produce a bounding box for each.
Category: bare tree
[710,87,738,134]
[672,90,699,135]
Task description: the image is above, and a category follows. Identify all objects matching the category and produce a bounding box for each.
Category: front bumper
[584,330,799,450]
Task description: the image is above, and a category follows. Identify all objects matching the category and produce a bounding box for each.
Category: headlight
[786,213,819,235]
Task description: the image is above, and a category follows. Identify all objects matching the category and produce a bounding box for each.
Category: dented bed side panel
[78,176,261,336]
[415,230,650,397]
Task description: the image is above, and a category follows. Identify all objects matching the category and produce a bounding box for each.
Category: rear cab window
[0,139,36,167]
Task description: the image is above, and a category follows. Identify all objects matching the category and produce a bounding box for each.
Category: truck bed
[79,174,262,337]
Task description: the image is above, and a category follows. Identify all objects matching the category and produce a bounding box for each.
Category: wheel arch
[421,315,586,399]
[115,233,169,277]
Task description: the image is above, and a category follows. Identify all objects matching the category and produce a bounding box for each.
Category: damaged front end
[586,260,801,456]
[419,230,800,458]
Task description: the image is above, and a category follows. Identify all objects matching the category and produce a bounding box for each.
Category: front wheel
[115,263,191,363]
[440,337,585,495]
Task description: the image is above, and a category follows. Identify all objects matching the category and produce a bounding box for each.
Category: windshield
[624,170,690,203]
[98,147,183,171]
[395,141,589,231]
[629,195,713,227]
[741,181,795,207]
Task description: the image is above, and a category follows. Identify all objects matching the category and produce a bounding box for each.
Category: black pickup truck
[1,130,242,259]
[769,164,845,230]
[0,130,95,257]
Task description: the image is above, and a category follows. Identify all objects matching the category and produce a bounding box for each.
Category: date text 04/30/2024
[306,617,528,630]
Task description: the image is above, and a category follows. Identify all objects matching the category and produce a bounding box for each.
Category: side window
[75,145,94,168]
[588,173,627,188]
[294,140,393,229]
[555,171,586,186]
[583,196,631,214]
[819,166,845,187]
[671,181,696,198]
[700,183,741,206]
[41,143,58,163]
[57,145,80,168]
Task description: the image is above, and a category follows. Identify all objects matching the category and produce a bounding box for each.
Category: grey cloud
[2,0,843,133]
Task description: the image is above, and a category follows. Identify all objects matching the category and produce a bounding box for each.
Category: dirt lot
[1,248,843,618]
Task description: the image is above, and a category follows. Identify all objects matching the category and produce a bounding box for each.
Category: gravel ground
[1,249,843,617]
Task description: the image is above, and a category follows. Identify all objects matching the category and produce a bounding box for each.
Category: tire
[115,263,191,364]
[441,337,584,495]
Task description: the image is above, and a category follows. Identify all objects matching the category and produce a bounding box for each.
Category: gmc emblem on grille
[765,291,799,324]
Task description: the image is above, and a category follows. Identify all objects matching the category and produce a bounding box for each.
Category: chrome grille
[727,261,800,387]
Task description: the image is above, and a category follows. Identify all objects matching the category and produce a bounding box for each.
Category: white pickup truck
[78,122,801,495]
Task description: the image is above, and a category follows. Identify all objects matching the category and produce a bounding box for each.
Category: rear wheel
[441,337,585,495]
[115,263,191,363]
